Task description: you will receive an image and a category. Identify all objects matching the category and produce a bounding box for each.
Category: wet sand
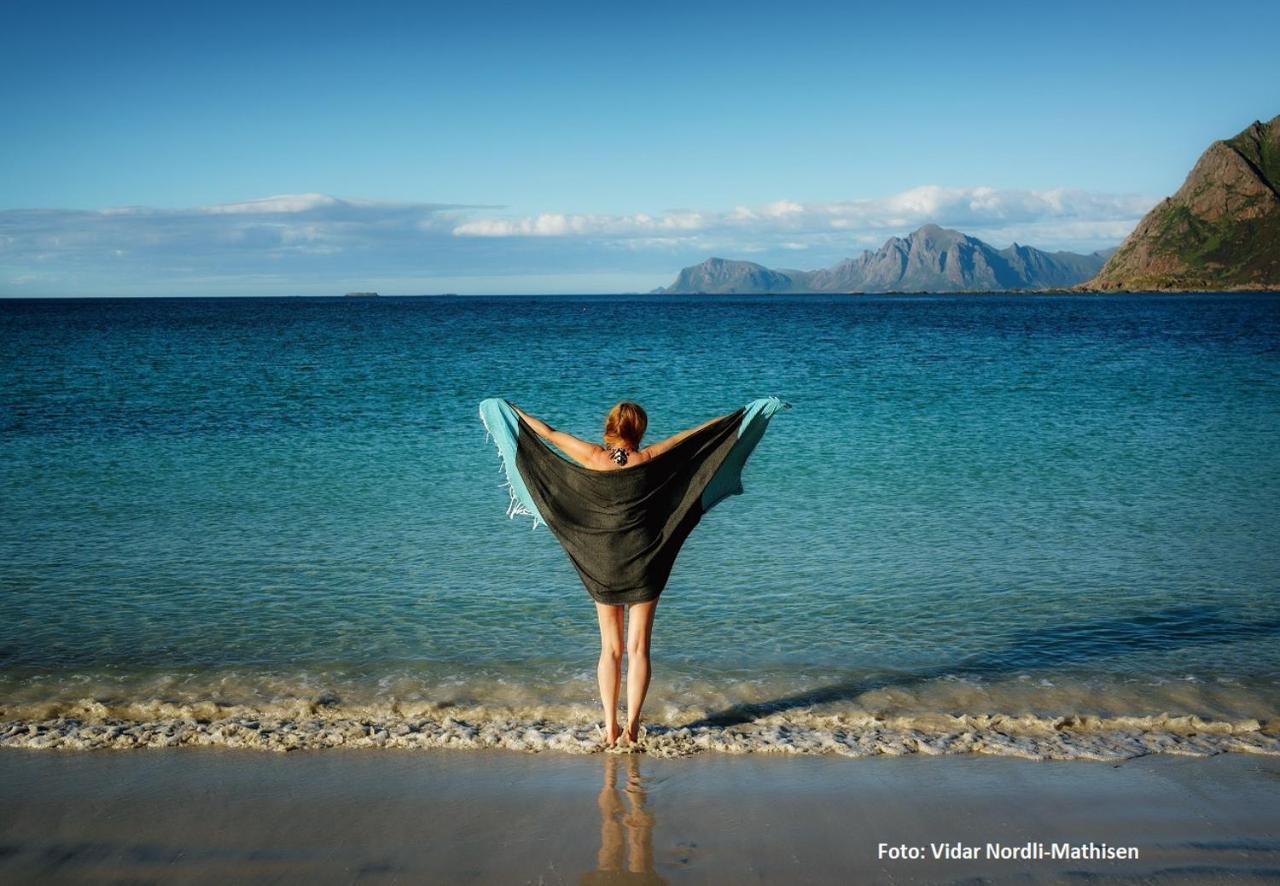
[1,748,1278,884]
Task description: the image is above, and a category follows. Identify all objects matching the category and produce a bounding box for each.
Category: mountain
[656,225,1113,293]
[1085,115,1280,290]
[663,257,802,294]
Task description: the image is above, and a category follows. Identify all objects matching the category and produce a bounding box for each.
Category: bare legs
[594,598,659,747]
[625,599,658,743]
[595,602,624,747]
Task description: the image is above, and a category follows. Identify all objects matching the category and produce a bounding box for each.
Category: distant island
[1083,114,1280,291]
[655,225,1115,294]
[343,291,379,297]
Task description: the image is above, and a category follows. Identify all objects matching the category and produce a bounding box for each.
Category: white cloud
[201,193,342,215]
[453,209,709,238]
[1,194,483,263]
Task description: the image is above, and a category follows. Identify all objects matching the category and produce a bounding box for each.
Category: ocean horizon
[2,292,1278,759]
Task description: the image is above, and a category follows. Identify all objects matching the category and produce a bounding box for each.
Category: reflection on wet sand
[580,753,666,885]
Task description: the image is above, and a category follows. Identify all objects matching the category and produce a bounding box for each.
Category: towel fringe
[479,403,545,530]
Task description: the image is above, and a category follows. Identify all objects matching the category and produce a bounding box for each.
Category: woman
[510,400,722,748]
[478,396,789,750]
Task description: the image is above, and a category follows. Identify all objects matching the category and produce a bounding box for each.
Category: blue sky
[2,0,1277,295]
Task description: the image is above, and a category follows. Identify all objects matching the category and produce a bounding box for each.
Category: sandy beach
[1,748,1277,884]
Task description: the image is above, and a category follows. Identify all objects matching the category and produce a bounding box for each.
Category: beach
[1,747,1277,884]
[2,293,1278,882]
[5,0,1279,880]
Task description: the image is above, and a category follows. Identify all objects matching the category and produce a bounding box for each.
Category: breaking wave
[2,674,1276,760]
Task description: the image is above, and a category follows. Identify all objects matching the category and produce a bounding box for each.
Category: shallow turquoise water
[1,293,1278,753]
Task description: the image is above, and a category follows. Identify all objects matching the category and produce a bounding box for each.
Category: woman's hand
[510,403,554,438]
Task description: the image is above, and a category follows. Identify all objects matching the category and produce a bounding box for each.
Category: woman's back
[578,446,653,471]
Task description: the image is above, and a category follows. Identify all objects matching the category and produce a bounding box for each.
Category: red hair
[604,401,647,448]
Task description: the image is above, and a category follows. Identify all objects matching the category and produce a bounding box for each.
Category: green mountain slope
[1086,115,1280,290]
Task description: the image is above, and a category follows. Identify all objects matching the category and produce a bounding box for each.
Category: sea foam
[2,697,1276,760]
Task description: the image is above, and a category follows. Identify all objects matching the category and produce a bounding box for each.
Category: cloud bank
[452,187,1150,244]
[449,187,1153,264]
[1,187,1156,295]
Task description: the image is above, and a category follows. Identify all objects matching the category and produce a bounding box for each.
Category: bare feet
[624,721,641,745]
[603,722,622,748]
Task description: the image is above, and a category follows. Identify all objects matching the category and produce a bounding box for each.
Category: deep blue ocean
[2,293,1278,757]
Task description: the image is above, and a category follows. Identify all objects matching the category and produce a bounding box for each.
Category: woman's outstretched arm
[641,413,726,461]
[508,403,603,468]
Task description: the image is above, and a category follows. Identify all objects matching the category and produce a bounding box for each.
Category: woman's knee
[626,600,657,659]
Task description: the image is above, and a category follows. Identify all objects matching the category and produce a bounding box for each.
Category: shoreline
[2,748,1277,883]
[3,709,1277,759]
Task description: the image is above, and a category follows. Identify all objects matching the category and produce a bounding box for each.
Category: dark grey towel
[514,408,748,605]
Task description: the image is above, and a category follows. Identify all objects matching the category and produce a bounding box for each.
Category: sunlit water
[2,293,1278,758]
